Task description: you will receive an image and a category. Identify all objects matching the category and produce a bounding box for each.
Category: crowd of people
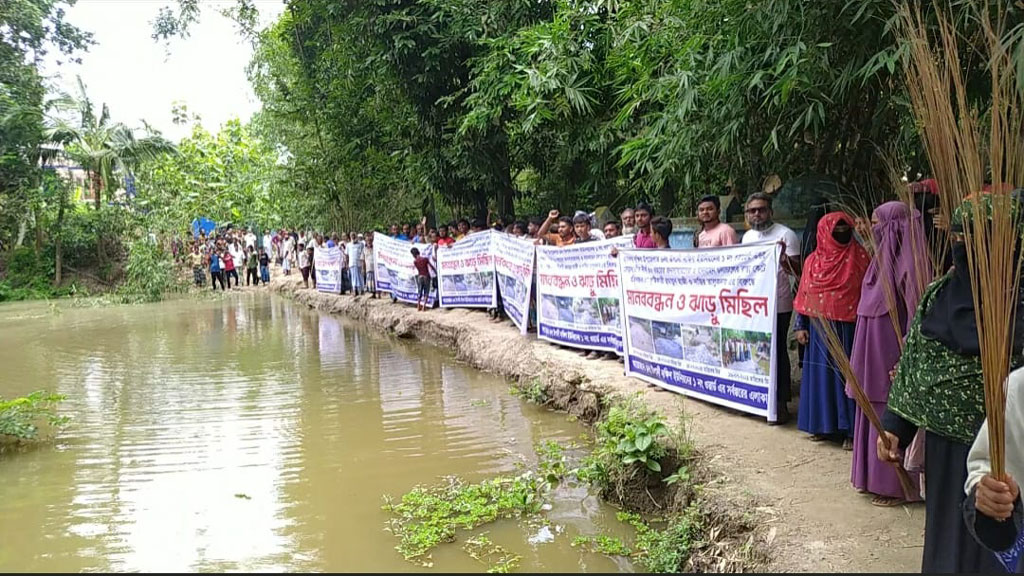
[179,182,1024,573]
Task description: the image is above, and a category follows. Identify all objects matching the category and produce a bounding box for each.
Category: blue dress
[796,313,856,437]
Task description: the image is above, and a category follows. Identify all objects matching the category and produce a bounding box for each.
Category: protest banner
[618,243,780,420]
[493,234,535,335]
[437,230,497,308]
[373,234,437,306]
[314,245,343,294]
[535,236,633,353]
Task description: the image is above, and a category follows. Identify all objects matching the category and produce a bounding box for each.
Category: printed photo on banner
[535,236,633,353]
[618,243,779,420]
[373,234,437,306]
[493,233,535,335]
[437,230,497,308]
[314,245,343,294]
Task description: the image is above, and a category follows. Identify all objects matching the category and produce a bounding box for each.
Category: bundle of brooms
[897,0,1024,479]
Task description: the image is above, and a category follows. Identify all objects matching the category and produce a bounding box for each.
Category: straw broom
[898,0,1024,479]
[809,315,918,500]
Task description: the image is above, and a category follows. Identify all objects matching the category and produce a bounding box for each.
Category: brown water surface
[0,294,633,572]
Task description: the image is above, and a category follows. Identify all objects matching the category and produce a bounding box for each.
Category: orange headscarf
[794,212,871,322]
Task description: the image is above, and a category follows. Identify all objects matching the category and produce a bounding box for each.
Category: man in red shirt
[222,248,238,288]
[411,247,435,312]
[436,224,456,247]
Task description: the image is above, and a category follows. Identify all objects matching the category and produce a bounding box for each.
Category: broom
[810,315,918,501]
[898,0,1024,479]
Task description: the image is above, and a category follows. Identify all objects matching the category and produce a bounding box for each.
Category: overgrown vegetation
[577,396,674,502]
[117,239,181,303]
[381,474,544,566]
[618,509,702,573]
[0,391,68,444]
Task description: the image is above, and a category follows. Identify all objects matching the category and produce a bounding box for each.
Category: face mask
[832,227,853,244]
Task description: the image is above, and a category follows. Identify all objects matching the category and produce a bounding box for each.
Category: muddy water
[0,294,634,572]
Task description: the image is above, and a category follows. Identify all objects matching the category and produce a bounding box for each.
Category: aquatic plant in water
[463,533,522,573]
[0,391,68,442]
[382,474,544,566]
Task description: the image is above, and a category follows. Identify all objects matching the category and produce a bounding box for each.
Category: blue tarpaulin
[191,217,216,238]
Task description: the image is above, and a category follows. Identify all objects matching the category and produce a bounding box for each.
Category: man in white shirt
[741,192,801,425]
[282,233,295,275]
[244,228,257,251]
[262,230,272,254]
[346,234,365,296]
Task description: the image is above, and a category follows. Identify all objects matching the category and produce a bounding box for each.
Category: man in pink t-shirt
[632,202,657,248]
[694,194,739,248]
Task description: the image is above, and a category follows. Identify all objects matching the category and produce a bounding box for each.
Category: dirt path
[269,276,923,572]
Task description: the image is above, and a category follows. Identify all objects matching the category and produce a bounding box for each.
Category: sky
[41,0,285,142]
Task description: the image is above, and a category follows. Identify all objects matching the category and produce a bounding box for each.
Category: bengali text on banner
[618,243,780,420]
[373,234,437,306]
[314,245,343,294]
[493,233,535,334]
[535,236,633,353]
[437,230,497,308]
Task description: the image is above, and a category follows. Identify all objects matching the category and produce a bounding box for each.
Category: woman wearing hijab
[848,202,931,506]
[793,212,871,447]
[880,195,1024,573]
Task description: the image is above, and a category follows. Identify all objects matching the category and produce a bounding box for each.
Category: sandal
[870,495,905,508]
[810,434,829,442]
[842,438,853,451]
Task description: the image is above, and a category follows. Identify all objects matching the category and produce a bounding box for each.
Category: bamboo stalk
[810,317,918,501]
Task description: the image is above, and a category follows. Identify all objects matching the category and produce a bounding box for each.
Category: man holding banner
[741,192,801,424]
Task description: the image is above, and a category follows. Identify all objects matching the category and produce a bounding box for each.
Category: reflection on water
[0,295,633,572]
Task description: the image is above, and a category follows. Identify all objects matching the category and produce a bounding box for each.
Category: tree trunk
[33,206,43,255]
[54,187,68,287]
[92,171,102,211]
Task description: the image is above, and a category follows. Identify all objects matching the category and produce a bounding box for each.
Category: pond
[0,294,634,572]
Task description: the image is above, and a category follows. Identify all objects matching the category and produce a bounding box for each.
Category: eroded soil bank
[270,275,924,573]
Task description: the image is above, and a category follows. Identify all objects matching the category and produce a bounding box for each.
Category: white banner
[493,234,535,335]
[535,236,633,352]
[618,243,779,419]
[437,230,497,308]
[373,234,437,306]
[314,245,343,294]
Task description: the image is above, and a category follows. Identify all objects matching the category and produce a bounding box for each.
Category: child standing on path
[412,247,434,312]
[246,247,259,286]
[190,245,205,287]
[259,247,271,284]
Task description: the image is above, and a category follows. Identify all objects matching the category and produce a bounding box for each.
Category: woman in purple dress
[849,201,932,506]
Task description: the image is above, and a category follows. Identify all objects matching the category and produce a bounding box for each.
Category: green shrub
[0,390,69,442]
[118,239,179,303]
[577,397,670,493]
[0,247,70,301]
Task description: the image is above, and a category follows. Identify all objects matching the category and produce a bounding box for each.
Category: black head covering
[919,194,1024,356]
[801,203,830,258]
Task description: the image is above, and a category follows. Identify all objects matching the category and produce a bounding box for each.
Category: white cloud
[41,0,284,142]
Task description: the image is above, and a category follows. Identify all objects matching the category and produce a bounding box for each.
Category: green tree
[51,77,177,212]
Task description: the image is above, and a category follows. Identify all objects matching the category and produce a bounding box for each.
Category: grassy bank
[271,276,769,572]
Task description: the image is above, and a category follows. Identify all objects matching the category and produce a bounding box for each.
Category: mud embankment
[269,275,924,573]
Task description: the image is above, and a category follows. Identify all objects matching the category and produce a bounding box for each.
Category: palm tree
[48,77,177,266]
[51,76,177,212]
